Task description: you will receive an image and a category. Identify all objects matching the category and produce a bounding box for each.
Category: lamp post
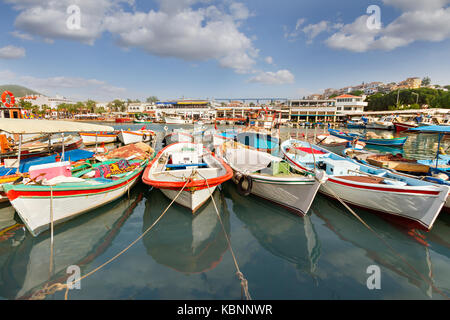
[411,92,419,105]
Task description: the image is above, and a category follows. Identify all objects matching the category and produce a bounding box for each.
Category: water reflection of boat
[224,183,321,277]
[0,189,144,299]
[142,189,229,274]
[310,194,437,298]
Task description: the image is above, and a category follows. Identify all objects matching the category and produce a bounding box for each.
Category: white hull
[118,130,152,145]
[165,117,187,124]
[79,134,117,146]
[9,173,141,236]
[160,186,217,212]
[318,177,447,229]
[245,174,321,214]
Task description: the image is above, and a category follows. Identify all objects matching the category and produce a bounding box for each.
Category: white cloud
[284,18,306,40]
[382,0,450,12]
[248,69,295,85]
[10,30,33,40]
[0,69,127,100]
[5,0,259,74]
[0,45,26,59]
[326,6,450,52]
[264,56,273,64]
[302,21,331,43]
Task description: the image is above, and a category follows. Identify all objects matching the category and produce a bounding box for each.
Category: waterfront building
[334,94,367,114]
[19,94,75,109]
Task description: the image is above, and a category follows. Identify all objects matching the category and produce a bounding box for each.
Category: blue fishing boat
[346,120,366,129]
[328,129,407,147]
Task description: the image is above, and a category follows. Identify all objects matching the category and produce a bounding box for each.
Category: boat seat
[166,163,208,170]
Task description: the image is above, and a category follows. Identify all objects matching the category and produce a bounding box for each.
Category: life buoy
[1,91,15,108]
[237,175,252,196]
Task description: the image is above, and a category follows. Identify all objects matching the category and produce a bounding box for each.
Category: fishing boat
[4,149,150,237]
[162,128,194,146]
[393,121,418,132]
[281,139,449,231]
[118,128,156,145]
[142,142,233,212]
[316,134,365,150]
[328,129,407,147]
[79,132,118,146]
[346,118,366,129]
[115,117,133,123]
[218,142,326,215]
[164,115,187,124]
[365,116,394,130]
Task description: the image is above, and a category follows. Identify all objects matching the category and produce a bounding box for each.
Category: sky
[0,0,449,102]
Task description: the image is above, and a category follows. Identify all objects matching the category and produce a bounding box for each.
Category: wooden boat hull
[79,132,117,145]
[240,173,322,215]
[118,130,153,145]
[236,131,279,152]
[160,186,217,212]
[393,122,417,133]
[282,140,449,230]
[4,164,145,237]
[329,129,407,147]
[164,117,186,124]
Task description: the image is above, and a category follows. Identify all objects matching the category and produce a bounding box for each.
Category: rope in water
[29,174,193,300]
[306,141,449,300]
[198,171,252,300]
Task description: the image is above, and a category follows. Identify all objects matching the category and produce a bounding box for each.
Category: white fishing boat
[366,116,394,130]
[164,115,188,124]
[218,143,326,215]
[142,142,233,212]
[79,132,117,145]
[118,128,155,145]
[281,139,449,230]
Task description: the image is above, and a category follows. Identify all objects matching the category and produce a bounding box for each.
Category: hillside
[0,84,42,97]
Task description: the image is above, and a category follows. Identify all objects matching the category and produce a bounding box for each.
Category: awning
[0,118,114,134]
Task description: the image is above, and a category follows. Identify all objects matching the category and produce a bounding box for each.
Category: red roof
[334,94,361,99]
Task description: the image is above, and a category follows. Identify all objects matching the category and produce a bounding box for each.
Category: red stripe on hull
[6,169,143,201]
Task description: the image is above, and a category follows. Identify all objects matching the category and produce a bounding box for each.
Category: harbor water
[0,123,449,300]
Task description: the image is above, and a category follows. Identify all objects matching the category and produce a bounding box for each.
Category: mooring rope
[304,141,449,300]
[30,174,193,300]
[198,171,252,300]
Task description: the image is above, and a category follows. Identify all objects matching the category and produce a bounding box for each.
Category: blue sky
[0,0,449,101]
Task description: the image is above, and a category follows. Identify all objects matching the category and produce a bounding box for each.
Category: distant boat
[115,117,133,123]
[79,132,118,146]
[142,142,233,212]
[134,119,152,124]
[281,139,449,231]
[164,116,187,124]
[328,129,407,147]
[118,129,155,145]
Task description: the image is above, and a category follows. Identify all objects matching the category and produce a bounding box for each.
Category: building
[334,94,367,114]
[19,94,76,109]
[155,99,214,120]
[286,98,337,123]
[398,77,421,89]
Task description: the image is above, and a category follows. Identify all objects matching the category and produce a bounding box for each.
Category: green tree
[146,96,159,103]
[422,76,431,87]
[85,100,96,113]
[350,90,364,96]
[111,99,125,112]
